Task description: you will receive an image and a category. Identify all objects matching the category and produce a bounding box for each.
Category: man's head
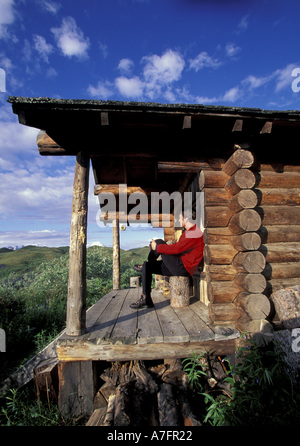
[179,209,196,228]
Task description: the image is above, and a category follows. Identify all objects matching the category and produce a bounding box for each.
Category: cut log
[113,218,120,290]
[207,281,240,303]
[235,315,273,334]
[228,209,261,234]
[258,188,300,206]
[34,357,58,402]
[270,285,300,329]
[258,225,300,244]
[204,188,232,206]
[199,170,229,190]
[169,276,191,308]
[232,250,266,273]
[234,273,267,294]
[257,206,300,226]
[157,383,179,426]
[234,292,271,320]
[204,206,233,228]
[222,149,254,176]
[130,276,140,287]
[209,303,241,323]
[67,152,90,336]
[225,169,256,195]
[205,264,237,281]
[114,385,131,426]
[204,244,238,265]
[259,242,300,263]
[231,232,261,251]
[102,394,116,426]
[263,262,300,280]
[258,171,300,188]
[228,189,258,212]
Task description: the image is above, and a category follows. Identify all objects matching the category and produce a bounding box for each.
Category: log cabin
[7,96,300,417]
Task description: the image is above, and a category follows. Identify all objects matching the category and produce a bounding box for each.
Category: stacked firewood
[86,359,204,427]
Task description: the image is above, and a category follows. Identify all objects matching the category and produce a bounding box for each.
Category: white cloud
[115,76,144,98]
[225,43,241,58]
[118,58,134,75]
[189,51,221,72]
[51,17,90,59]
[38,0,61,14]
[274,63,298,92]
[142,49,185,85]
[33,35,54,63]
[0,0,15,38]
[222,86,241,103]
[87,80,114,99]
[236,15,249,34]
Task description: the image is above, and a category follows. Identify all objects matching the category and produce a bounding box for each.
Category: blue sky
[1,0,300,249]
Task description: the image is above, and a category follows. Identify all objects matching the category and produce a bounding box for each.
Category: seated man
[130,211,204,309]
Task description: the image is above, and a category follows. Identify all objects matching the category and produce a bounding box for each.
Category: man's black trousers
[141,239,189,297]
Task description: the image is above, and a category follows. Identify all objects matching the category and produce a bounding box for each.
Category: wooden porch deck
[57,287,241,362]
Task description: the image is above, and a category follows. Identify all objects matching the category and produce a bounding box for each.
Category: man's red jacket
[156,224,204,276]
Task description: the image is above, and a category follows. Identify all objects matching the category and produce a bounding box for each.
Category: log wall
[192,147,272,333]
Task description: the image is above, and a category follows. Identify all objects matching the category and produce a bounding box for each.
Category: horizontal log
[207,281,240,303]
[231,232,261,251]
[94,185,157,196]
[228,189,258,212]
[222,149,254,176]
[258,188,300,206]
[257,171,300,188]
[257,206,300,226]
[204,264,237,281]
[204,244,238,265]
[209,303,242,323]
[204,188,231,206]
[263,262,300,280]
[259,242,300,263]
[234,273,267,294]
[232,250,266,273]
[158,161,209,172]
[204,206,233,228]
[225,169,256,195]
[228,209,261,234]
[259,164,300,173]
[203,227,232,245]
[234,292,271,320]
[267,278,300,294]
[199,170,229,190]
[37,131,66,155]
[258,225,300,243]
[235,315,273,334]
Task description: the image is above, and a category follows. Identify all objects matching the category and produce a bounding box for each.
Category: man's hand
[151,239,157,250]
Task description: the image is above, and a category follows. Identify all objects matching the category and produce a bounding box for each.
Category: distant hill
[0,246,69,279]
[0,245,149,280]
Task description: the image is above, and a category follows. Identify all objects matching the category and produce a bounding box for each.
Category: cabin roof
[8,96,300,189]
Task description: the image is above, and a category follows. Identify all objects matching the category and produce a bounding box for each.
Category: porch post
[66,151,90,336]
[112,216,120,290]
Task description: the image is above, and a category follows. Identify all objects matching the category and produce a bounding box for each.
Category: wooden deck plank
[136,290,164,344]
[173,303,215,341]
[85,290,118,331]
[109,288,138,345]
[84,289,129,344]
[151,291,190,343]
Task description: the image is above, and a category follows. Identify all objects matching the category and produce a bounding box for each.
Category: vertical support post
[113,216,120,290]
[67,152,90,336]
